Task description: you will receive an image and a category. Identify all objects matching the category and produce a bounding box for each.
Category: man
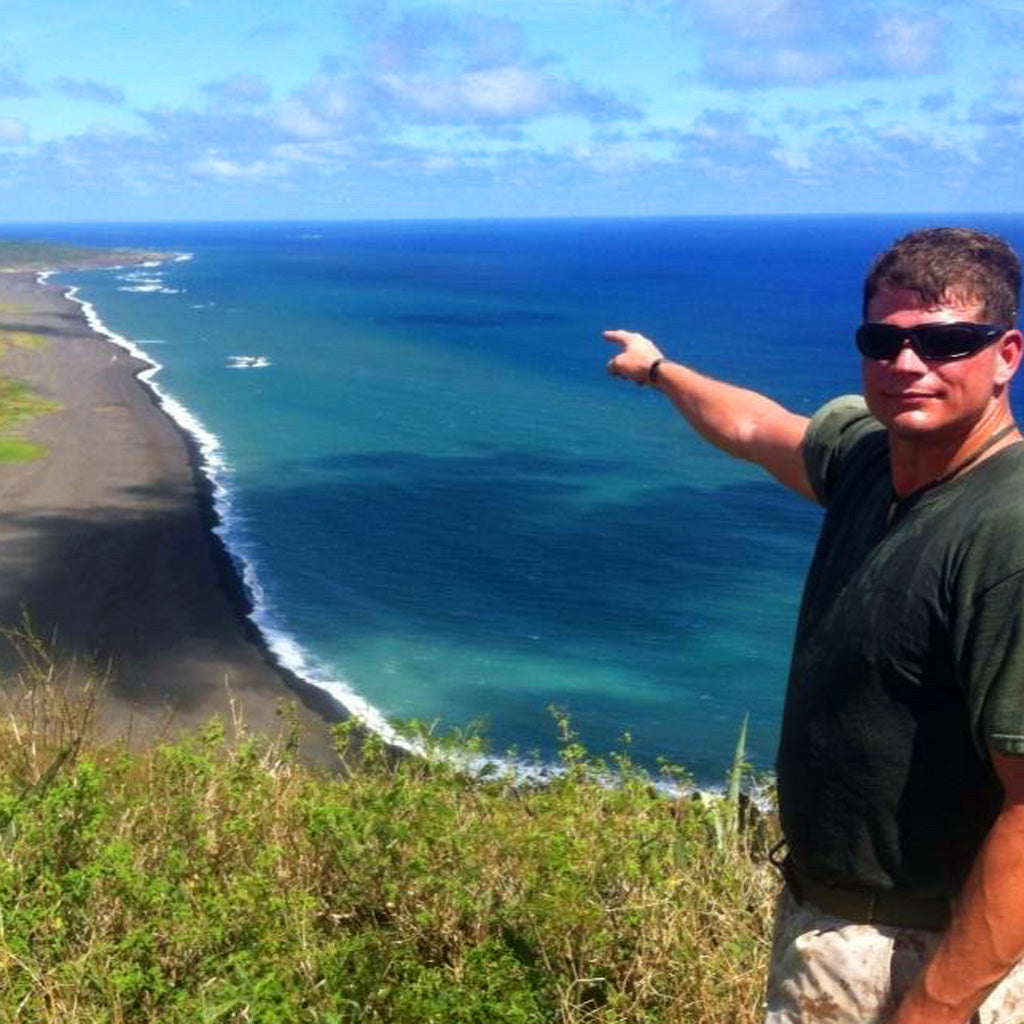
[605,228,1024,1023]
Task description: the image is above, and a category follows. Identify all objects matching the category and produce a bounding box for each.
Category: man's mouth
[884,390,936,400]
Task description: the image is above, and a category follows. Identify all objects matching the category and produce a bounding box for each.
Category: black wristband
[647,357,668,385]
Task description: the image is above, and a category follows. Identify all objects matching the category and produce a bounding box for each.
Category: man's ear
[995,329,1023,387]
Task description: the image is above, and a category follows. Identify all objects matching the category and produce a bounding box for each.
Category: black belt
[771,847,953,932]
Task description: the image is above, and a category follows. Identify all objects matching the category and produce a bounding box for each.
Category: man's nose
[891,338,929,371]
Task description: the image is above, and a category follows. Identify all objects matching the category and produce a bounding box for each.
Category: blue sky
[2,0,1023,220]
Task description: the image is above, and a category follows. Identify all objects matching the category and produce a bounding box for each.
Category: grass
[0,330,46,354]
[0,437,45,461]
[0,237,167,463]
[0,378,53,424]
[0,330,57,463]
[0,648,781,1024]
[0,377,57,463]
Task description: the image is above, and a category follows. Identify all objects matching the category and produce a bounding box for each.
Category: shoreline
[60,275,362,732]
[59,267,420,759]
[0,269,349,769]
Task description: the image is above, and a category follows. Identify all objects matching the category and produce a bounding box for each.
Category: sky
[2,0,1024,221]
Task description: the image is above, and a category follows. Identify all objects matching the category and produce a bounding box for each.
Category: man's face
[861,285,1019,441]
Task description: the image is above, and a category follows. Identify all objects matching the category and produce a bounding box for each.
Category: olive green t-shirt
[777,396,1024,897]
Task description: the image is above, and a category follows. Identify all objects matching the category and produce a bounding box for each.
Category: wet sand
[0,271,344,768]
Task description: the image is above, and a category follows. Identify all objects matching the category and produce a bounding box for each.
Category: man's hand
[604,329,665,385]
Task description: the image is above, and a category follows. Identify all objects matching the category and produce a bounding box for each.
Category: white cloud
[870,12,942,74]
[4,2,640,199]
[274,51,638,139]
[690,0,822,40]
[202,74,272,105]
[669,108,790,181]
[571,139,652,175]
[703,46,843,86]
[188,154,285,180]
[270,140,358,166]
[0,0,996,218]
[275,79,367,139]
[967,74,1024,126]
[1003,75,1024,102]
[0,118,30,146]
[55,77,125,105]
[375,65,555,122]
[423,153,460,172]
[357,7,529,75]
[460,67,550,118]
[770,145,813,173]
[0,68,35,98]
[303,6,641,129]
[690,1,949,87]
[275,98,335,140]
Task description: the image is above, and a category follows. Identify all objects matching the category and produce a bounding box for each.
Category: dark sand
[0,272,344,768]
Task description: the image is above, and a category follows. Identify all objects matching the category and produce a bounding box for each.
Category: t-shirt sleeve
[802,395,881,506]
[958,568,1024,756]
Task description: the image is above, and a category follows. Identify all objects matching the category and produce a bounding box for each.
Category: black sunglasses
[856,322,1007,361]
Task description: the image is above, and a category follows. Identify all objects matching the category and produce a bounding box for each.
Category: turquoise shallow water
[14,215,1024,782]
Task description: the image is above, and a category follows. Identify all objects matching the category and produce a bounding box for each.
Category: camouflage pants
[764,887,1024,1023]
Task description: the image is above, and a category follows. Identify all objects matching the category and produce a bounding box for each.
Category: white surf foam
[226,355,271,369]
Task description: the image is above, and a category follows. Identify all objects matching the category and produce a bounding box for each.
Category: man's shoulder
[946,446,1024,591]
[962,444,1024,530]
[804,395,886,505]
[966,441,1024,500]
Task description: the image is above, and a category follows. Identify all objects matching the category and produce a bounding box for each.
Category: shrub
[0,662,779,1023]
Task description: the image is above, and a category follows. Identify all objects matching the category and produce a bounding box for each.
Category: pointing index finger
[603,329,632,345]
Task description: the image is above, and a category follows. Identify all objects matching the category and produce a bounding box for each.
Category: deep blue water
[11,215,1024,782]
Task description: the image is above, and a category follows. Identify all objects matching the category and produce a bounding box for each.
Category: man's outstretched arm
[604,329,814,501]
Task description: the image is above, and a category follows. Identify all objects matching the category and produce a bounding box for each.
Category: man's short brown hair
[863,227,1021,327]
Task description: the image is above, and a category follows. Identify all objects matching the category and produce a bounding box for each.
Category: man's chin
[865,399,934,435]
[877,409,973,443]
[886,411,936,435]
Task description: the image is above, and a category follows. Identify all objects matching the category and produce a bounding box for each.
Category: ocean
[13,215,1024,783]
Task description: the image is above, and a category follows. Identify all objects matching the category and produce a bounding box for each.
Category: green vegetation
[0,241,175,273]
[0,377,56,462]
[0,324,55,461]
[0,236,171,460]
[0,329,46,353]
[0,654,779,1024]
[0,437,45,461]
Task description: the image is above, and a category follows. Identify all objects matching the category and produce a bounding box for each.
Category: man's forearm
[893,803,1024,1023]
[603,329,813,498]
[652,359,797,460]
[651,360,813,498]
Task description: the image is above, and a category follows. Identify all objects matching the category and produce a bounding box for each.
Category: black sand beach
[0,270,344,768]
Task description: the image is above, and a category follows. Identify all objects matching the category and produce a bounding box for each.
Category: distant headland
[0,240,180,273]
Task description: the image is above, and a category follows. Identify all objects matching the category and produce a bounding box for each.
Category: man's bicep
[749,409,815,501]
